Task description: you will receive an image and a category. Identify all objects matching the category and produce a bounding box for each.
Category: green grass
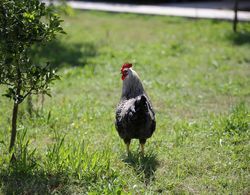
[0,10,250,194]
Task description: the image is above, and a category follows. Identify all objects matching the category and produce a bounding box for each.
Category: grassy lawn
[0,10,250,194]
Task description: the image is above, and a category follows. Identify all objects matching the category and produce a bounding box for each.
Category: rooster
[115,63,156,155]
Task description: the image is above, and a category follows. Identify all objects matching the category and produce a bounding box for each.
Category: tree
[0,0,64,159]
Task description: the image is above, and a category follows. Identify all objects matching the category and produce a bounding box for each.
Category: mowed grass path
[0,10,250,194]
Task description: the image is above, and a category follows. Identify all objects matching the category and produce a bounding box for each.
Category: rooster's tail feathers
[135,95,148,112]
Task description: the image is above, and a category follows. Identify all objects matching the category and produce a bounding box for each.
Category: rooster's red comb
[121,63,132,71]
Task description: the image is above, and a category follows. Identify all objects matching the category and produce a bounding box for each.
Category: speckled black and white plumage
[115,67,156,153]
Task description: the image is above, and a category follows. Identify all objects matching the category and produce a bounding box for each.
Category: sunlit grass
[0,10,250,194]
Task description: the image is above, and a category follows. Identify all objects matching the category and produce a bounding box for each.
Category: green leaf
[0,0,64,102]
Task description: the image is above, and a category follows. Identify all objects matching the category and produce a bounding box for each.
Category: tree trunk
[9,102,19,153]
[9,66,21,161]
[233,0,239,32]
[27,95,33,116]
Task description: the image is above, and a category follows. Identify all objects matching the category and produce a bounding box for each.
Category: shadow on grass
[122,151,159,185]
[227,31,250,45]
[0,170,69,194]
[31,40,98,69]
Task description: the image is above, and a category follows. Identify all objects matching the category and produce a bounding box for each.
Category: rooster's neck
[121,69,144,99]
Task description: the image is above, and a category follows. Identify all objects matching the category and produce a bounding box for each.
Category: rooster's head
[121,63,132,80]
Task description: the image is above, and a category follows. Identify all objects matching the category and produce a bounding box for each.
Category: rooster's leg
[140,144,144,156]
[126,143,130,155]
[124,138,131,156]
[139,139,146,156]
